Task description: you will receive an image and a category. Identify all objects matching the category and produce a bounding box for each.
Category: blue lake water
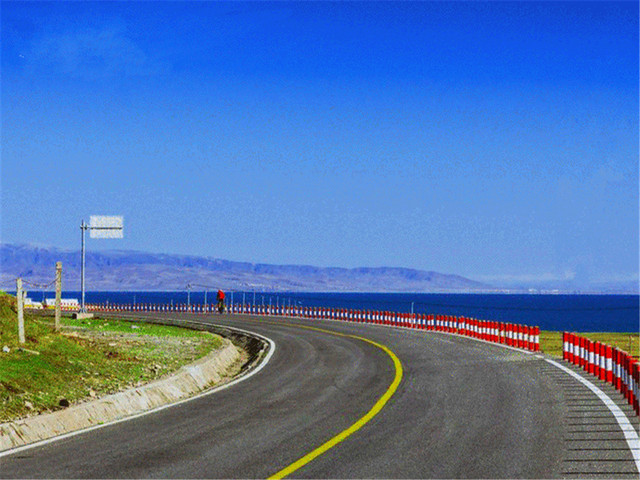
[32,291,640,333]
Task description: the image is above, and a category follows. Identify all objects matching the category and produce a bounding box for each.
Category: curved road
[3,313,638,478]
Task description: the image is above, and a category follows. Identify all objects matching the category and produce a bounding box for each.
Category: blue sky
[1,1,638,287]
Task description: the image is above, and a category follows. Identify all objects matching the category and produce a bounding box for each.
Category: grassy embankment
[0,293,224,422]
[539,330,639,358]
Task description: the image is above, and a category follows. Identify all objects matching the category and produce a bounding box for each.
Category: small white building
[24,298,43,309]
[44,298,80,310]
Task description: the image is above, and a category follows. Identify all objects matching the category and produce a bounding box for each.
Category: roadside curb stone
[0,339,240,451]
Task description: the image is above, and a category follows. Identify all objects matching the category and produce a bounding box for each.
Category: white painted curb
[0,321,276,457]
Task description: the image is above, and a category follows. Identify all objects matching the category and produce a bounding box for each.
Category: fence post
[16,278,25,344]
[55,261,62,332]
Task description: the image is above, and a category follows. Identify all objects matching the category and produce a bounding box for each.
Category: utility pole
[80,220,88,312]
[16,278,25,344]
[55,262,62,332]
[187,284,191,309]
[253,291,256,305]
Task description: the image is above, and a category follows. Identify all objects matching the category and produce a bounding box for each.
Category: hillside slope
[0,244,490,292]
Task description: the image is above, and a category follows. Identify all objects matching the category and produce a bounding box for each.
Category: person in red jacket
[216,289,225,313]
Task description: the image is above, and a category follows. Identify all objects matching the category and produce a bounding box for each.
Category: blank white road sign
[90,216,124,238]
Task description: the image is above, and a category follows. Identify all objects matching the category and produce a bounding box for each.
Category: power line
[22,278,57,289]
[1,277,56,290]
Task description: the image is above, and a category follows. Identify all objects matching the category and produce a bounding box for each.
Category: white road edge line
[541,357,640,471]
[0,320,276,458]
[278,315,639,469]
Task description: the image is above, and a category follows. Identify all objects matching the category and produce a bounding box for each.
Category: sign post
[80,216,123,312]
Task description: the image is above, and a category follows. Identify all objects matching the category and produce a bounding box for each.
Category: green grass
[0,293,224,422]
[540,330,639,358]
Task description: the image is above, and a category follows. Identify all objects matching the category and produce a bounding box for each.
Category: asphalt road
[2,313,638,479]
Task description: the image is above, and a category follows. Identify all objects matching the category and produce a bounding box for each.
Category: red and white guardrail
[86,302,541,352]
[563,332,639,416]
[83,303,638,417]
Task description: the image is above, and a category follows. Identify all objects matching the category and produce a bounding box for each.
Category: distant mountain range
[0,244,491,292]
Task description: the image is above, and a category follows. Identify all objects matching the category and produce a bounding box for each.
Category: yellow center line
[253,319,403,480]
